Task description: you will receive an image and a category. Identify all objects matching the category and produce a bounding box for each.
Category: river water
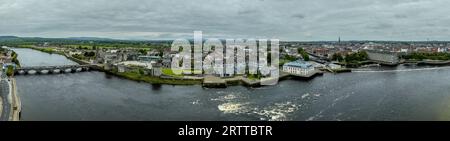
[12,48,450,121]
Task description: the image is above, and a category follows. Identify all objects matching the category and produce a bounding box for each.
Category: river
[12,48,450,121]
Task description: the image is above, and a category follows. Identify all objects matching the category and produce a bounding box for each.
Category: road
[0,71,11,121]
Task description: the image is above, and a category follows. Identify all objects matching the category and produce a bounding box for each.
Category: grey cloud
[394,14,408,19]
[292,14,306,19]
[238,9,258,15]
[0,0,450,41]
[367,23,394,30]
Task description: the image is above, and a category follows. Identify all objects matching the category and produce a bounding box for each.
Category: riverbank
[108,70,203,85]
[417,60,450,66]
[15,45,60,55]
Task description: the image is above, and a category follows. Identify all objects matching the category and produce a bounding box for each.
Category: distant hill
[0,36,116,42]
[0,36,173,48]
[66,37,115,41]
[0,36,20,40]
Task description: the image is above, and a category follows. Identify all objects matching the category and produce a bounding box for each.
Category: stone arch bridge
[14,65,94,75]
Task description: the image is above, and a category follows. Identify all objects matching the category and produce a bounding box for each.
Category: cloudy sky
[1,0,449,41]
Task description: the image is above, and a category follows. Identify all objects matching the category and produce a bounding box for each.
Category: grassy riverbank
[109,70,202,85]
[15,45,57,54]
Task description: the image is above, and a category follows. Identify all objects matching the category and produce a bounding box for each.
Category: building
[117,61,152,69]
[69,51,83,56]
[308,61,325,69]
[312,48,330,58]
[366,50,399,64]
[117,64,127,73]
[150,62,162,77]
[282,60,315,76]
[162,57,171,68]
[103,54,120,70]
[138,56,161,62]
[328,63,342,70]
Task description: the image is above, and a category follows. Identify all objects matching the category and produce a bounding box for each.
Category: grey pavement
[0,71,11,121]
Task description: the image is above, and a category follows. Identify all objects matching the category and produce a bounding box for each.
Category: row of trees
[402,52,450,61]
[331,51,369,63]
[11,51,20,67]
[73,51,96,60]
[84,51,96,57]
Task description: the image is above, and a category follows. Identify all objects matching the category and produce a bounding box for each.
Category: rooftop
[283,60,313,69]
[138,56,161,59]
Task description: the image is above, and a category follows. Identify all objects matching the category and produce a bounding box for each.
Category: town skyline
[1,35,450,42]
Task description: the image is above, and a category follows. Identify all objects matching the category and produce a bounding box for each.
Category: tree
[302,53,310,61]
[298,48,310,61]
[73,54,85,60]
[139,68,145,75]
[284,55,297,61]
[158,50,164,57]
[139,49,147,55]
[297,48,305,54]
[403,52,450,61]
[344,51,369,63]
[332,53,344,62]
[84,51,96,57]
[359,51,368,60]
[6,65,14,77]
[11,51,21,67]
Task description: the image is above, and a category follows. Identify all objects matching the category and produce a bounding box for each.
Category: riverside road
[0,66,11,121]
[0,72,11,121]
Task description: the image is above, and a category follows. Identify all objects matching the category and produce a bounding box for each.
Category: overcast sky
[1,0,449,41]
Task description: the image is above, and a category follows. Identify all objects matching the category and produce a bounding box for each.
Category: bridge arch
[15,65,94,75]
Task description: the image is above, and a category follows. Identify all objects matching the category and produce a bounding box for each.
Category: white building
[400,49,408,53]
[282,60,315,76]
[117,61,152,69]
[69,51,83,56]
